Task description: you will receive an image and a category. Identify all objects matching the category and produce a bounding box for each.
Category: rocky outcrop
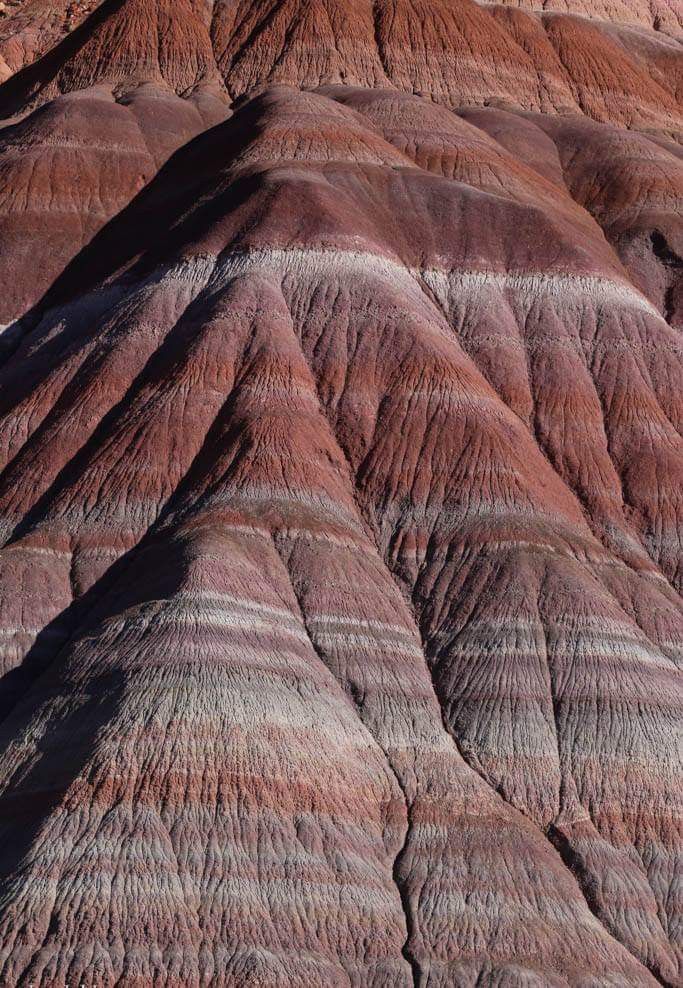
[0,2,680,987]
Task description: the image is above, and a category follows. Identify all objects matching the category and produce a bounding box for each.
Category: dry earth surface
[0,0,681,985]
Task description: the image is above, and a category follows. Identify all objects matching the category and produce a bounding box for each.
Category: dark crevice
[280,277,651,977]
[663,282,675,324]
[273,541,420,988]
[424,580,676,987]
[650,230,682,270]
[280,284,670,986]
[548,825,671,987]
[390,792,421,988]
[431,635,671,986]
[371,0,392,82]
[650,230,681,324]
[269,308,423,982]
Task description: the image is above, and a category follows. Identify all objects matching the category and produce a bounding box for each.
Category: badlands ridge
[0,0,680,985]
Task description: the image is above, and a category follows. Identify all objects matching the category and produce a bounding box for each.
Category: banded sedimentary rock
[0,2,680,987]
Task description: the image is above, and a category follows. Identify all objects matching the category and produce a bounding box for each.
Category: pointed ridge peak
[0,0,227,118]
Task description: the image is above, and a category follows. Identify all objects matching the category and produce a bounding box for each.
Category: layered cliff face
[0,2,681,986]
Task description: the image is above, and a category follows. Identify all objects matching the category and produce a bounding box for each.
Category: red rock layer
[484,0,683,36]
[0,4,680,988]
[0,0,678,329]
[0,0,232,328]
[0,0,103,82]
[0,0,680,129]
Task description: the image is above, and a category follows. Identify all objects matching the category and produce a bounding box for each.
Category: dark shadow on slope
[1,289,238,553]
[0,665,127,898]
[42,90,292,297]
[0,334,254,729]
[0,37,257,892]
[0,90,279,373]
[0,0,128,118]
[0,90,308,742]
[0,363,257,891]
[650,230,682,270]
[0,100,270,493]
[0,531,197,892]
[650,230,682,324]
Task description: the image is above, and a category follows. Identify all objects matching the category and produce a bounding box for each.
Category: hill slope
[0,2,681,985]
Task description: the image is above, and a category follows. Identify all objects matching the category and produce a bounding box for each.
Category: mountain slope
[0,2,681,986]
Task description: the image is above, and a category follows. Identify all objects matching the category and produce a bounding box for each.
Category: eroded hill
[0,1,680,986]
